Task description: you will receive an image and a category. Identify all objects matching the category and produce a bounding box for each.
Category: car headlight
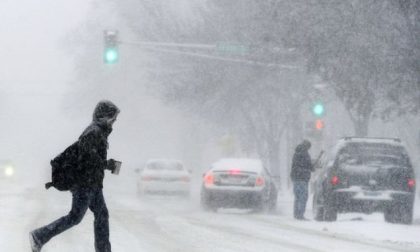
[4,166,14,177]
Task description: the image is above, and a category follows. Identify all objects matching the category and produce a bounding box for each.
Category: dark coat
[290,141,313,182]
[75,122,111,189]
[74,100,120,189]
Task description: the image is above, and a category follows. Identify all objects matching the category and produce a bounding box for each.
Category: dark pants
[33,188,111,252]
[293,181,308,219]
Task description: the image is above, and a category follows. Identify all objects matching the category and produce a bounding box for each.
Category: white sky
[0,0,208,183]
[0,0,92,175]
[0,0,91,85]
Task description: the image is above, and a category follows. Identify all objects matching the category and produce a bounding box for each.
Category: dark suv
[312,137,416,224]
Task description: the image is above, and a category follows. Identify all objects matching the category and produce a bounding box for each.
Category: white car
[136,159,191,196]
[200,158,277,212]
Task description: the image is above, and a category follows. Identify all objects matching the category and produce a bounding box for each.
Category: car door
[314,150,334,203]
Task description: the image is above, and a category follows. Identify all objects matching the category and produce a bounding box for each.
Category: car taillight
[255,176,265,186]
[331,176,340,186]
[141,176,153,181]
[204,172,214,186]
[229,169,241,175]
[408,179,415,189]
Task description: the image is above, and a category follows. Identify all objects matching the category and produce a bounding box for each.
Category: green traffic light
[104,48,118,64]
[313,103,324,116]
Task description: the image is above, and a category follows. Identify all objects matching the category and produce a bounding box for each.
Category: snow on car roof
[338,137,403,146]
[146,159,183,166]
[144,159,186,172]
[211,158,263,173]
[331,137,406,156]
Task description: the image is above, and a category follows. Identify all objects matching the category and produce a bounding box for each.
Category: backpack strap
[45,182,53,190]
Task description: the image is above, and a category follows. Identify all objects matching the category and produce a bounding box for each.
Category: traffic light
[305,102,325,140]
[103,30,119,64]
[315,119,324,130]
[312,102,324,117]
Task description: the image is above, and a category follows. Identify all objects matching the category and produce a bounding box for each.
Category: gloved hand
[106,159,117,172]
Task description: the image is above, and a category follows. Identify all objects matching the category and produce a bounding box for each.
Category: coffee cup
[112,160,122,175]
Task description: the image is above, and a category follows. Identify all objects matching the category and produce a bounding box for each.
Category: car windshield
[338,143,410,168]
[147,163,183,171]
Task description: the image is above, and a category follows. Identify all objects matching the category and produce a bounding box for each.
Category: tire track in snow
[110,195,326,251]
[245,214,419,252]
[111,209,201,252]
[184,214,324,252]
[108,193,420,252]
[161,214,322,252]
[110,195,288,251]
[110,194,202,251]
[119,196,322,251]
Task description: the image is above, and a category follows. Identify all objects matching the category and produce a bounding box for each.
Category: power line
[122,41,301,70]
[121,40,215,49]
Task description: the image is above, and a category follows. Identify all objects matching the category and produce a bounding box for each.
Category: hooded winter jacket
[75,100,120,189]
[290,140,313,182]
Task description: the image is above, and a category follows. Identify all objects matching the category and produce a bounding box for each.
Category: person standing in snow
[290,140,314,220]
[30,100,120,252]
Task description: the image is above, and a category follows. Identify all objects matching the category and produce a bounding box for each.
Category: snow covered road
[1,183,420,252]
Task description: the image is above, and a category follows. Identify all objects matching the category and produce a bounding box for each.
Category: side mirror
[134,168,143,174]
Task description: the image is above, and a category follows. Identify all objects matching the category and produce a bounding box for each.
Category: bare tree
[281,0,419,135]
[70,0,418,181]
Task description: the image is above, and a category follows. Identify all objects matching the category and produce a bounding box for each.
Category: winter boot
[29,231,42,252]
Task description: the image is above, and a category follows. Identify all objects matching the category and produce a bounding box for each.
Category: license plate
[226,176,244,184]
[364,191,381,196]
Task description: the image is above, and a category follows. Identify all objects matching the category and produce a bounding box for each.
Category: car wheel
[253,200,265,213]
[200,190,216,212]
[268,185,278,213]
[399,207,413,224]
[385,203,413,224]
[384,205,397,223]
[313,195,325,221]
[252,194,268,213]
[268,196,277,213]
[323,198,337,221]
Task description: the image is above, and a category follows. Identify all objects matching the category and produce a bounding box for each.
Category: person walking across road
[290,140,314,220]
[29,100,120,252]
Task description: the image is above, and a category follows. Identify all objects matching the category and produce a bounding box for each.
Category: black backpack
[45,142,80,191]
